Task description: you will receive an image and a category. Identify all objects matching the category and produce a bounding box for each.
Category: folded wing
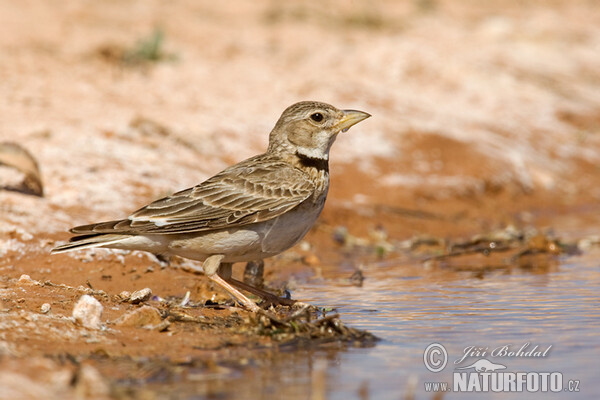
[70,156,314,235]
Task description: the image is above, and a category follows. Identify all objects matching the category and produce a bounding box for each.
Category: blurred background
[2,0,599,231]
[1,1,599,399]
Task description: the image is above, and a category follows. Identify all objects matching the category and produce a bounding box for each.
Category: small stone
[332,226,349,245]
[40,303,51,314]
[302,254,320,266]
[129,288,152,304]
[118,291,131,300]
[349,269,365,287]
[114,306,167,330]
[72,295,103,330]
[299,241,312,251]
[18,274,37,285]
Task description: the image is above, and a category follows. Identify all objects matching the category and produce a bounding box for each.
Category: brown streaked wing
[71,155,315,235]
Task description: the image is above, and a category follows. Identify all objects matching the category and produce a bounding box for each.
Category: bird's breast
[309,170,329,199]
[259,196,326,254]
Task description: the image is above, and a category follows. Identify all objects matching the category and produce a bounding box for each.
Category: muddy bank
[2,196,598,399]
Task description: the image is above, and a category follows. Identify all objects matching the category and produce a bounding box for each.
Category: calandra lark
[52,101,370,312]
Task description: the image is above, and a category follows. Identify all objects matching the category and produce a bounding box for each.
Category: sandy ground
[1,0,600,399]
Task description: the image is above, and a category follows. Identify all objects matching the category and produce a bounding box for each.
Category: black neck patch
[295,152,329,172]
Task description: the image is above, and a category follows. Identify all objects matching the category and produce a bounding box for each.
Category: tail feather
[51,233,130,254]
[70,219,125,234]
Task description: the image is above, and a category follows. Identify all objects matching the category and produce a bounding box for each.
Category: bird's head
[268,101,370,160]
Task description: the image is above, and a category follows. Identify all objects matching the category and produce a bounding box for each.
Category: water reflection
[293,250,600,399]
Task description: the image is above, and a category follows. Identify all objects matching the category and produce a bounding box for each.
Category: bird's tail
[51,234,130,254]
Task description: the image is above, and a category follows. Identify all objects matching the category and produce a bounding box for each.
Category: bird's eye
[310,113,324,122]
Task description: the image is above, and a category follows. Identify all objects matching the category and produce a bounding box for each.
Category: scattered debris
[129,288,153,304]
[330,225,390,255]
[175,291,189,307]
[114,306,169,331]
[118,291,131,300]
[349,268,365,287]
[417,226,579,274]
[369,225,394,257]
[579,235,600,250]
[118,288,153,304]
[41,279,109,299]
[165,308,211,324]
[72,295,103,330]
[328,222,580,274]
[257,309,379,346]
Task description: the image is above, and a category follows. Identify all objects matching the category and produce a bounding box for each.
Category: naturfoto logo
[423,343,581,394]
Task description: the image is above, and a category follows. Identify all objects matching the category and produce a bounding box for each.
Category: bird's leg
[218,261,293,306]
[153,253,171,266]
[216,260,295,307]
[243,260,264,288]
[218,262,233,279]
[210,275,261,313]
[201,254,224,275]
[203,255,260,313]
[206,257,296,308]
[225,277,297,307]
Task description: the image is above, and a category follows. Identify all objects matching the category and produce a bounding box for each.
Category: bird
[52,101,371,312]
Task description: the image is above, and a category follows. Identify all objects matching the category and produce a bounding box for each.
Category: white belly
[161,200,324,263]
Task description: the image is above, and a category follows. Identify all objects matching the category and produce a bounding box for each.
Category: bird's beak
[337,109,371,133]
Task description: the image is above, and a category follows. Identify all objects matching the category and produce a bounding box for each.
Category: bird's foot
[224,277,297,308]
[208,274,261,313]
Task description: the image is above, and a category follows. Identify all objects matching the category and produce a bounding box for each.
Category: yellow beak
[337,109,371,132]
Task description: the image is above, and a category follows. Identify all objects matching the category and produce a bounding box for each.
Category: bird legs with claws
[197,255,296,312]
[218,262,297,308]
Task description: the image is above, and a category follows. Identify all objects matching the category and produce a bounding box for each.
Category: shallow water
[290,250,600,399]
[138,247,600,399]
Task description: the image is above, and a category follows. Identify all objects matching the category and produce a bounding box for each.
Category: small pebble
[332,226,349,245]
[40,303,51,314]
[302,254,320,266]
[72,295,103,330]
[180,291,191,307]
[299,241,312,251]
[18,274,37,285]
[114,305,167,330]
[129,288,152,304]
